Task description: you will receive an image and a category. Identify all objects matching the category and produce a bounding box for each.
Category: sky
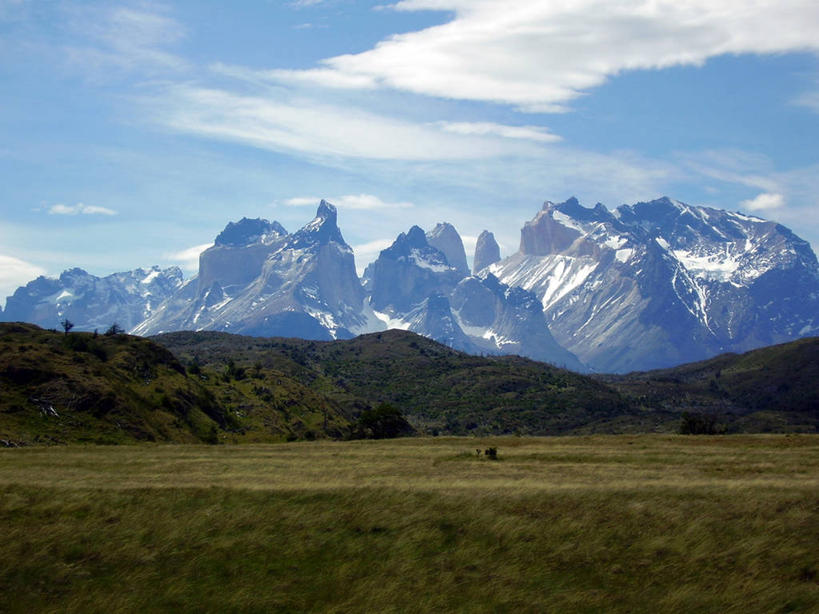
[1,0,819,304]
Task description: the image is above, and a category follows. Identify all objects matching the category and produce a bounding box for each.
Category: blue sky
[1,0,819,303]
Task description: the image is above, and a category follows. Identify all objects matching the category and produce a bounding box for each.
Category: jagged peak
[289,200,347,248]
[427,221,457,238]
[426,222,469,275]
[215,217,287,247]
[316,199,337,221]
[406,225,428,247]
[473,230,501,274]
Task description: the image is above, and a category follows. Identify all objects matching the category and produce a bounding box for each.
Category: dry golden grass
[1,435,817,613]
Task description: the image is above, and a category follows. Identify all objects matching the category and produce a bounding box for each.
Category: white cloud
[284,194,414,210]
[64,5,188,77]
[164,243,213,272]
[793,90,819,113]
[151,85,544,161]
[273,0,819,111]
[437,121,560,143]
[740,192,785,211]
[461,234,477,257]
[49,203,117,216]
[0,253,45,305]
[351,238,394,274]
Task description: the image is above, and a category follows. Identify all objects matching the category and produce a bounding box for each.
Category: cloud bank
[272,0,819,111]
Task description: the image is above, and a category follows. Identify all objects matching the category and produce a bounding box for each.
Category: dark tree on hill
[680,412,720,435]
[354,403,415,439]
[105,323,125,336]
[60,319,74,335]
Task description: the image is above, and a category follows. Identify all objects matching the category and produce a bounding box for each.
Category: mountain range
[3,197,818,372]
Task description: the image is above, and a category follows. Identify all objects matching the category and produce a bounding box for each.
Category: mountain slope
[365,224,584,368]
[135,201,379,340]
[2,266,185,333]
[0,323,350,445]
[603,336,819,432]
[490,197,819,372]
[156,329,634,435]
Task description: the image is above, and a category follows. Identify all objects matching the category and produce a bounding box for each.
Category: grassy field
[1,436,817,613]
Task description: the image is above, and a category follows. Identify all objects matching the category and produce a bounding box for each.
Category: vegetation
[0,435,816,613]
[353,402,415,439]
[155,329,636,436]
[0,323,349,445]
[604,336,819,433]
[2,323,816,445]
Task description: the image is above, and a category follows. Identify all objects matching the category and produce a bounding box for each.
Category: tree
[354,403,415,439]
[105,322,125,336]
[60,319,74,335]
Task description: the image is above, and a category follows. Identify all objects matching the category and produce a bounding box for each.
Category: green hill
[3,323,816,445]
[0,323,349,445]
[603,336,819,432]
[155,329,637,435]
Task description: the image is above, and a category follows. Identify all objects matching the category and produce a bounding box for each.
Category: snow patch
[410,249,451,273]
[372,309,411,331]
[615,248,633,263]
[142,269,160,284]
[551,210,587,234]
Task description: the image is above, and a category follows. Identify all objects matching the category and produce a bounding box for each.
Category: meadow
[1,435,817,613]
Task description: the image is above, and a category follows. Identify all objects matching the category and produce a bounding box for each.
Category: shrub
[680,412,720,435]
[354,403,414,439]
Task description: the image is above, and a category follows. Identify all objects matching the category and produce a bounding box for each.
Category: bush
[680,412,720,435]
[105,323,125,336]
[354,403,414,439]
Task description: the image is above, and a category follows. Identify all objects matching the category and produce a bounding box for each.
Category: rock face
[8,195,815,374]
[198,218,287,294]
[490,196,819,372]
[366,225,465,315]
[135,201,379,340]
[364,224,584,368]
[473,230,501,274]
[1,266,185,332]
[426,222,470,276]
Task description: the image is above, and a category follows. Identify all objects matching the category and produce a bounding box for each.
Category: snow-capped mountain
[6,195,815,374]
[473,230,501,274]
[364,224,584,369]
[426,222,470,276]
[490,197,819,372]
[1,266,185,332]
[135,201,378,340]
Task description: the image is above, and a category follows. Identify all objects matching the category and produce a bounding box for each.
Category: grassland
[1,435,817,613]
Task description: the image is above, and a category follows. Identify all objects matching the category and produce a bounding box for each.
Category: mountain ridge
[4,196,817,373]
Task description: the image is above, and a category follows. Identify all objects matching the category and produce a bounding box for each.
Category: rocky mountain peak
[316,199,337,221]
[214,217,287,247]
[290,201,346,248]
[406,225,428,247]
[426,222,469,275]
[473,230,501,274]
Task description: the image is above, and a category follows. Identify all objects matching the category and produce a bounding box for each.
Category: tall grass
[1,435,817,613]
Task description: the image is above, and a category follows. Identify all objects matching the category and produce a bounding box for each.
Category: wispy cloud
[351,238,395,274]
[741,192,785,211]
[437,121,560,143]
[49,203,117,216]
[63,4,188,78]
[283,194,414,210]
[150,85,545,161]
[289,0,327,7]
[273,0,819,112]
[792,89,819,113]
[164,243,213,272]
[0,253,45,305]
